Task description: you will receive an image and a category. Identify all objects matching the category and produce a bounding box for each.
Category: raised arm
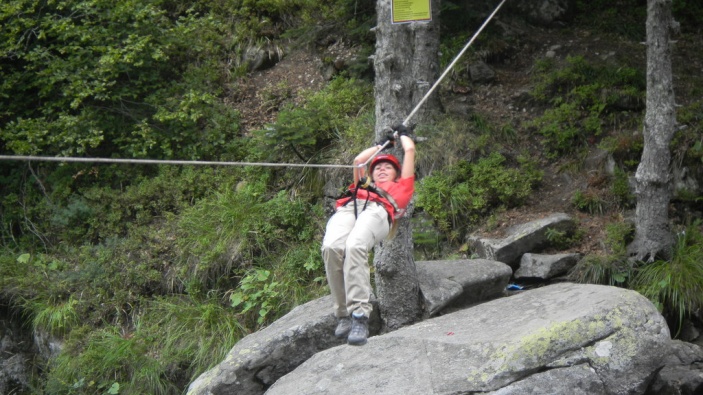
[399,135,415,179]
[352,145,383,184]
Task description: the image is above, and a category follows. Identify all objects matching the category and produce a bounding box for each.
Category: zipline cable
[0,155,357,169]
[402,0,508,127]
[0,0,506,169]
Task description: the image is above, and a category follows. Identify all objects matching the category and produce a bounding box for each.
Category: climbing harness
[342,176,401,224]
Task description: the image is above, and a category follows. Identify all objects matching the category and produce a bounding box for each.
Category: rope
[402,0,508,127]
[0,155,356,169]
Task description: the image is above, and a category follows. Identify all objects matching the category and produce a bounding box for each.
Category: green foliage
[141,296,244,384]
[1,164,236,249]
[574,0,647,39]
[604,221,635,257]
[27,296,80,337]
[672,99,703,170]
[230,268,282,325]
[568,253,633,286]
[172,171,327,313]
[47,297,246,394]
[571,189,606,214]
[416,152,542,240]
[571,168,634,215]
[672,0,703,28]
[46,325,178,395]
[545,227,582,250]
[0,0,241,159]
[256,77,373,162]
[610,167,635,208]
[599,131,644,170]
[632,222,703,335]
[568,220,634,286]
[527,56,645,158]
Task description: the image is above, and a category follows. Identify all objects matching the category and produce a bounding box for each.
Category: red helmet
[370,154,401,175]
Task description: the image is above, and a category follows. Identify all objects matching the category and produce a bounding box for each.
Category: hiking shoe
[334,316,352,338]
[347,312,369,346]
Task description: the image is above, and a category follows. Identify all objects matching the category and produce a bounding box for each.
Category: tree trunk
[628,0,676,261]
[372,0,440,331]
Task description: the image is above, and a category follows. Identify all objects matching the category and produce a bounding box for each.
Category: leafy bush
[599,132,645,170]
[0,0,240,160]
[568,220,634,285]
[527,56,645,158]
[256,77,373,162]
[575,0,647,39]
[545,227,583,250]
[416,152,542,240]
[673,99,703,167]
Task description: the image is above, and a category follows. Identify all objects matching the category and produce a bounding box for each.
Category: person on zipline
[321,125,415,346]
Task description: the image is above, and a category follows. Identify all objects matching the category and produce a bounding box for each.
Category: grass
[632,222,703,335]
[44,296,246,395]
[27,297,80,337]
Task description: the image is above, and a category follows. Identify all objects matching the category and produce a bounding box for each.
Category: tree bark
[628,0,676,261]
[372,0,440,331]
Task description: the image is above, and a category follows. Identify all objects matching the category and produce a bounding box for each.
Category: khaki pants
[322,200,390,318]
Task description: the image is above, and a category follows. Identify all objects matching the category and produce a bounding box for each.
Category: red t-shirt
[336,176,415,221]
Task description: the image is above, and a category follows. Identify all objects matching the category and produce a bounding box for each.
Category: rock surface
[514,252,582,279]
[416,259,512,316]
[468,212,576,267]
[266,283,671,395]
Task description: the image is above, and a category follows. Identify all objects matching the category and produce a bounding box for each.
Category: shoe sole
[335,330,350,339]
[347,337,367,346]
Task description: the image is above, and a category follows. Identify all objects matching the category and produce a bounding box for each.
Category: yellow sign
[392,0,431,24]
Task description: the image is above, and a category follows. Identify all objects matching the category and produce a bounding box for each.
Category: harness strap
[343,177,400,222]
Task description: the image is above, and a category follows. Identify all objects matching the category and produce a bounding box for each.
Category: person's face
[372,161,397,182]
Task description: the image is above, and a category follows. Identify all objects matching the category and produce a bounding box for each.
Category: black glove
[376,129,396,147]
[392,124,411,137]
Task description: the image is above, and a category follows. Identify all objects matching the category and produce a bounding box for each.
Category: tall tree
[372,0,441,331]
[628,0,677,261]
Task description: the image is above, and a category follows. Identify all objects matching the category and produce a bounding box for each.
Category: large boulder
[266,283,671,395]
[468,212,576,267]
[416,259,512,316]
[188,257,513,395]
[187,296,380,395]
[514,252,582,280]
[646,340,703,395]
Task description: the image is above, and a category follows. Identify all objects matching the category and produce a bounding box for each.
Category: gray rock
[469,61,496,83]
[515,252,582,280]
[486,364,607,394]
[647,340,703,395]
[0,309,33,394]
[468,213,576,267]
[266,283,671,395]
[511,0,576,26]
[187,296,380,395]
[416,259,512,316]
[242,45,282,72]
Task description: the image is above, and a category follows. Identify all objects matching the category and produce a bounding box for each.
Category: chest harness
[342,176,401,224]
